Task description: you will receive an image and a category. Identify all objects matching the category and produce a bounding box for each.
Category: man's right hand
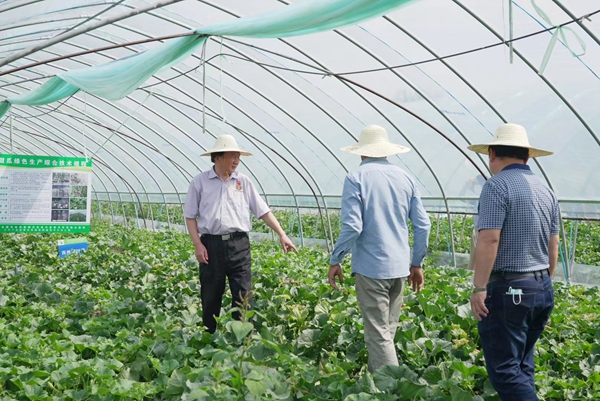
[328,264,343,290]
[194,242,209,264]
[408,265,424,293]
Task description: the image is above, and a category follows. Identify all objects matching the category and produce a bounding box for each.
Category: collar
[502,163,530,172]
[209,167,239,180]
[360,157,389,166]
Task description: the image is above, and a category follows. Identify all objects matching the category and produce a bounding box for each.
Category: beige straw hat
[467,123,553,158]
[340,125,410,157]
[201,135,252,156]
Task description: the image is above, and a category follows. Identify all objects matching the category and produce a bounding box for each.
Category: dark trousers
[479,270,554,401]
[199,234,251,333]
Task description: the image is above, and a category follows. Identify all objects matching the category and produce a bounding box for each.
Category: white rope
[502,0,506,45]
[201,39,207,135]
[9,110,13,153]
[82,91,89,161]
[501,0,513,64]
[89,91,153,158]
[509,0,514,64]
[219,36,227,123]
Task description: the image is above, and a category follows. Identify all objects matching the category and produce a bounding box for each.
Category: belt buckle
[221,234,231,240]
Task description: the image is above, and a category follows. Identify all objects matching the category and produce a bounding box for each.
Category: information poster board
[0,154,93,233]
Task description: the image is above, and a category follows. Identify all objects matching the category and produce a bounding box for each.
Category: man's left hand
[280,234,298,253]
[470,291,488,321]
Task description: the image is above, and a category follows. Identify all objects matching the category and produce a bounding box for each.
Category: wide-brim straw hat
[467,123,553,158]
[201,134,252,156]
[340,125,410,157]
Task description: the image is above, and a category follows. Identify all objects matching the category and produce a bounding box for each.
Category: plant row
[0,221,599,399]
[91,201,600,266]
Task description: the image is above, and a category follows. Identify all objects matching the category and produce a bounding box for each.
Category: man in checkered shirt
[467,124,560,401]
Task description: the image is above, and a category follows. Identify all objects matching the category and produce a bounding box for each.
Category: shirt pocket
[226,186,249,224]
[229,186,247,207]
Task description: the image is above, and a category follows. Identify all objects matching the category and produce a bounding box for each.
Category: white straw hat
[467,123,553,158]
[340,125,410,157]
[201,134,252,156]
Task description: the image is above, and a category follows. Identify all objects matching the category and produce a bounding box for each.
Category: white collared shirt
[183,168,270,235]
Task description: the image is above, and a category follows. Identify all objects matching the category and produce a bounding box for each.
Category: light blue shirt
[330,158,431,279]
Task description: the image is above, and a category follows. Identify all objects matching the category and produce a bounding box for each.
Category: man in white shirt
[184,135,297,333]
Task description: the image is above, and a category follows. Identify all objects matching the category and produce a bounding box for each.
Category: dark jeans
[199,234,251,333]
[479,270,554,401]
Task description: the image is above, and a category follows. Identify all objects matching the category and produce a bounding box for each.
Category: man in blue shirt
[468,123,559,401]
[328,125,431,373]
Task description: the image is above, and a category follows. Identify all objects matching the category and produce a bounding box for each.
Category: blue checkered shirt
[477,164,560,273]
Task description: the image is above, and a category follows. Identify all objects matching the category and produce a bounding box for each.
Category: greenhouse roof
[0,0,599,218]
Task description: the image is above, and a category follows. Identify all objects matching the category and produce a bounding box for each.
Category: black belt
[488,268,550,283]
[201,232,247,241]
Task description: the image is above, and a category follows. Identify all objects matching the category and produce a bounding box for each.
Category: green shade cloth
[198,0,416,38]
[0,0,417,120]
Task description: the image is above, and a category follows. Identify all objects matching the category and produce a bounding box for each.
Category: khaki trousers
[355,273,406,373]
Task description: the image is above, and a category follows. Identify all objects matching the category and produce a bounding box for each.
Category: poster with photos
[0,154,92,233]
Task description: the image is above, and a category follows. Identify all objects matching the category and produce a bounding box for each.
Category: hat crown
[467,123,552,158]
[340,125,410,157]
[493,123,531,147]
[201,134,252,156]
[358,125,390,146]
[213,134,240,150]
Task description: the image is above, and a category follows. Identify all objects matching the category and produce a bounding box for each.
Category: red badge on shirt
[235,180,243,191]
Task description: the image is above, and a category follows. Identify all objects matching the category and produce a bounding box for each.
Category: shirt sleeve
[409,185,431,266]
[477,181,507,230]
[330,175,363,265]
[183,176,200,219]
[246,178,270,219]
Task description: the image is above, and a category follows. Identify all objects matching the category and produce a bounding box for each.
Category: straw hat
[467,123,553,158]
[201,134,252,156]
[340,125,410,157]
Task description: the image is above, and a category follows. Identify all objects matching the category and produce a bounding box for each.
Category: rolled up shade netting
[0,102,9,119]
[9,76,79,105]
[197,0,416,38]
[0,0,417,119]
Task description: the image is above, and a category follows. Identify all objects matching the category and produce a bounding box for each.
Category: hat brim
[340,143,410,157]
[467,144,553,158]
[201,148,252,156]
